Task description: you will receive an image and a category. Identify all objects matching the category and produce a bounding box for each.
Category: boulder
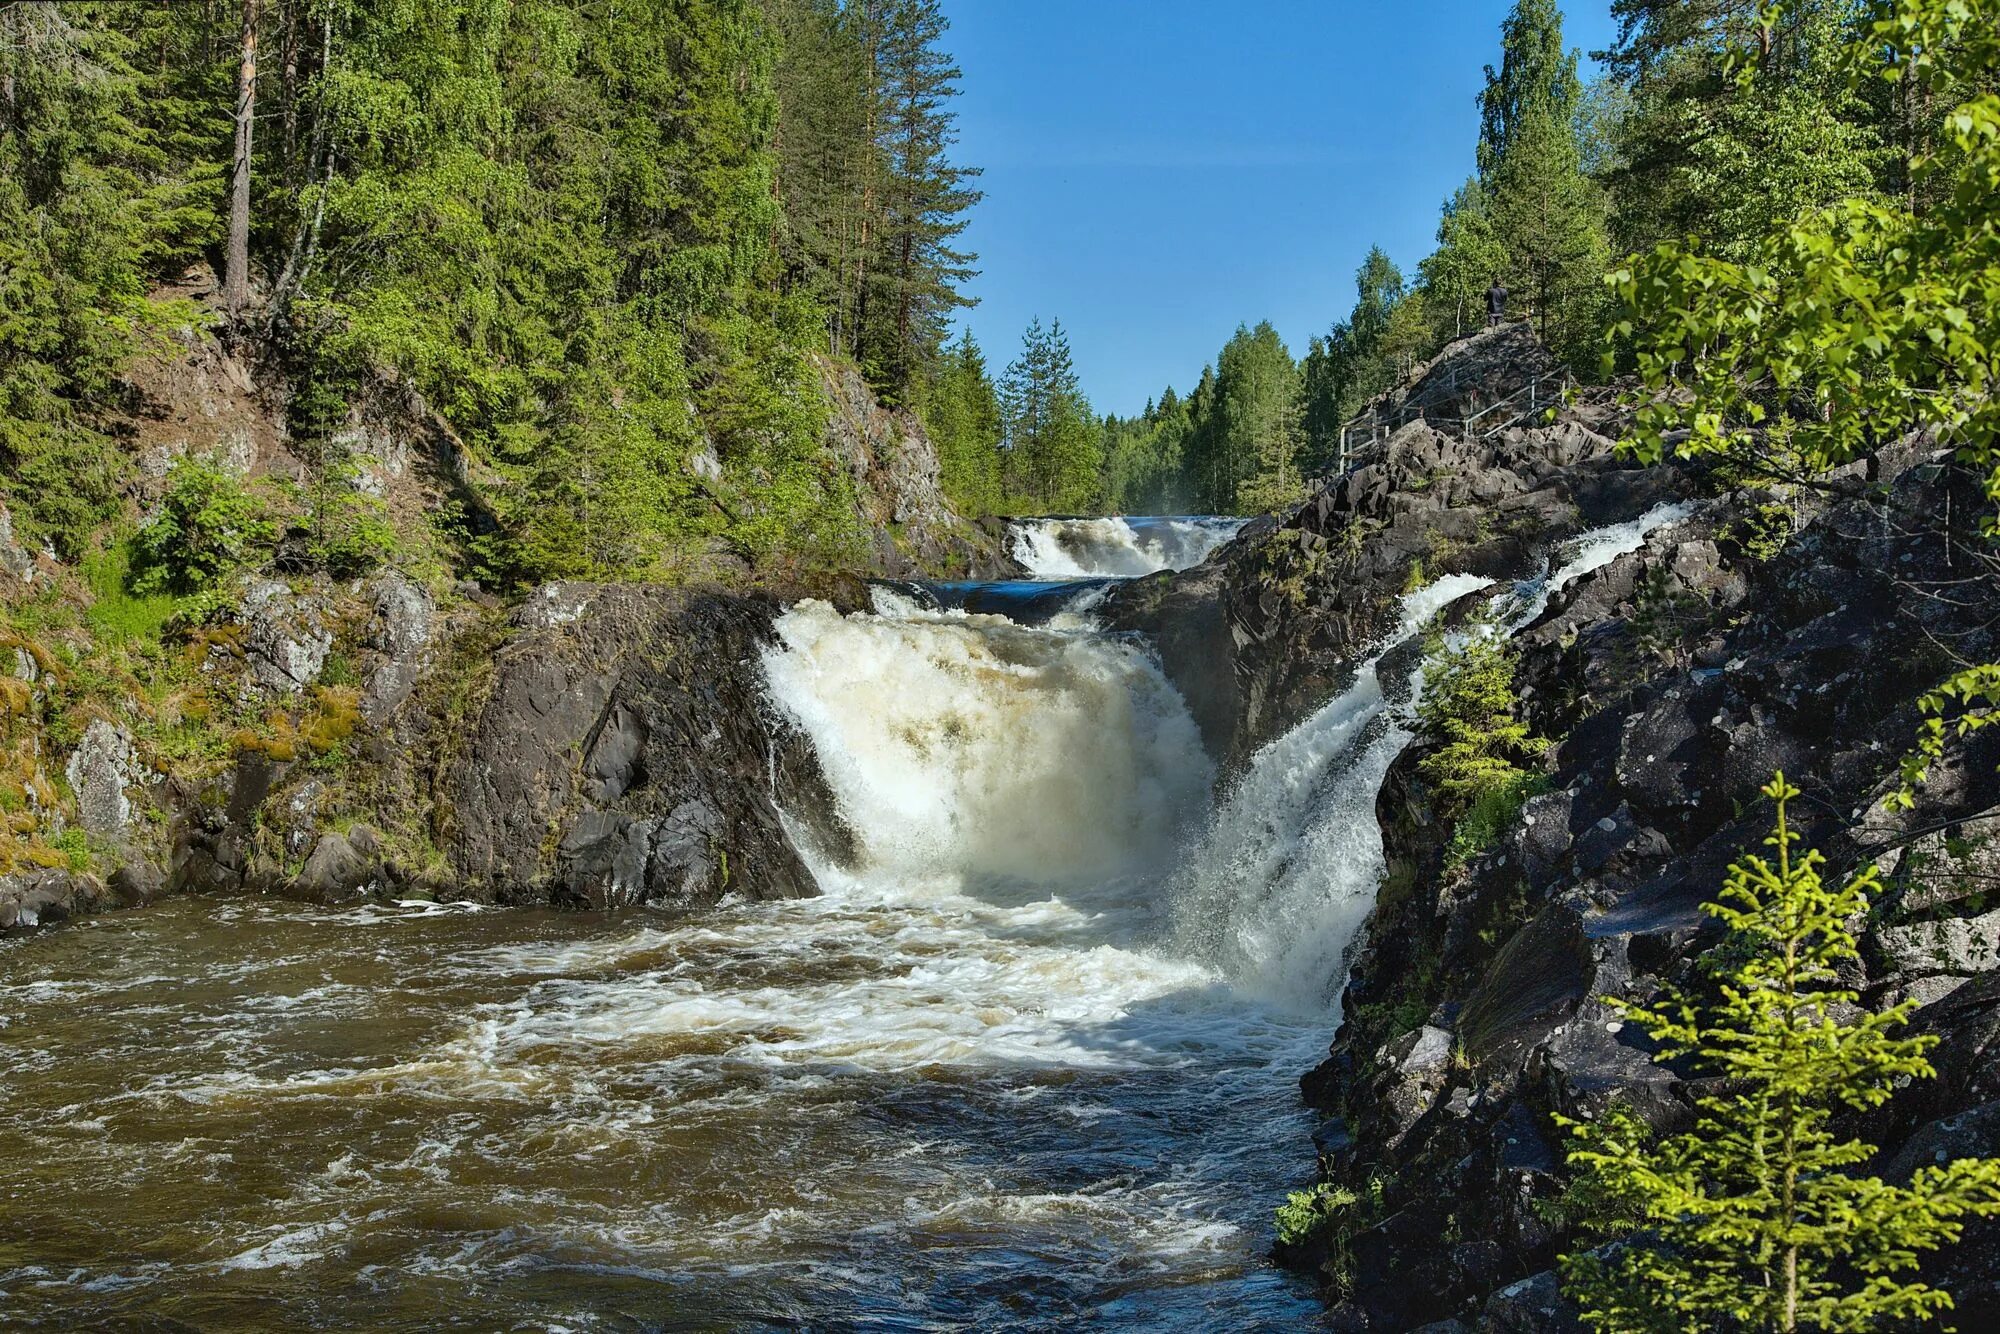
[0,871,107,929]
[239,580,332,693]
[284,825,386,904]
[65,719,136,836]
[1479,1270,1585,1333]
[0,500,34,583]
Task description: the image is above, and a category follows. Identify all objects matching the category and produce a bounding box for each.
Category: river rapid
[0,511,1680,1330]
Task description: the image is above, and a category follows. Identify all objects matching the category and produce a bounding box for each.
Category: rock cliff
[1115,325,2000,1329]
[0,301,976,928]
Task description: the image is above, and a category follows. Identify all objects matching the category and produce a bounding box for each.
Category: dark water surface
[0,890,1326,1331]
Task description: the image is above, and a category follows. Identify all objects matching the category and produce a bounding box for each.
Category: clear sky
[942,0,1619,417]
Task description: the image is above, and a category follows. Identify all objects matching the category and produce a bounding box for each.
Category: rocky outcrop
[1110,326,2000,1327]
[1279,441,2000,1325]
[443,584,840,910]
[237,579,334,694]
[1106,330,1689,768]
[817,356,1012,579]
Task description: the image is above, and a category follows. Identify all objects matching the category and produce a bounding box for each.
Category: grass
[81,542,176,644]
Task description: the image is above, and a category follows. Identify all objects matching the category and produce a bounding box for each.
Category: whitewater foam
[762,597,1211,886]
[1010,516,1245,579]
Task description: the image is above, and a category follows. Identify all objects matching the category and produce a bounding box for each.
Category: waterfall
[1168,502,1695,1011]
[1165,573,1492,1009]
[1010,516,1246,579]
[762,597,1213,887]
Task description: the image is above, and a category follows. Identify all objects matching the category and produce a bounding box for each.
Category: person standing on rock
[1486,279,1508,328]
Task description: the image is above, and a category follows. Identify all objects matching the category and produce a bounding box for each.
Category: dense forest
[0,0,989,585]
[11,0,1961,555]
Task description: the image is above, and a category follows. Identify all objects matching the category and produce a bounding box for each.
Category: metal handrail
[1333,366,1575,474]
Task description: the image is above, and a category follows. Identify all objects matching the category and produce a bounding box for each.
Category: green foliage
[51,826,91,873]
[1557,774,2000,1332]
[1416,628,1544,820]
[999,317,1101,512]
[132,460,272,597]
[81,541,177,644]
[922,329,1006,516]
[1276,1183,1359,1247]
[1609,0,2000,809]
[1614,1,2000,491]
[1599,1,1885,260]
[1725,501,1798,563]
[1445,769,1549,868]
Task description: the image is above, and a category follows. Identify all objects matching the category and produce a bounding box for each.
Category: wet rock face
[447,585,839,911]
[1288,445,2000,1327]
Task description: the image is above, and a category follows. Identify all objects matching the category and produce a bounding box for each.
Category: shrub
[1444,769,1549,868]
[81,541,177,644]
[133,460,273,596]
[52,826,91,873]
[1416,628,1543,820]
[1276,1183,1359,1247]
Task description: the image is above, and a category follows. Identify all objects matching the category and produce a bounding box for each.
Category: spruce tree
[868,0,981,395]
[1479,0,1611,363]
[1559,774,2000,1332]
[1000,317,1098,511]
[922,328,1003,515]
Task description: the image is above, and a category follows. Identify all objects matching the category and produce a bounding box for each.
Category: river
[0,511,1680,1330]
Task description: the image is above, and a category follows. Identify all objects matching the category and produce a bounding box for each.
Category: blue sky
[942,1,1619,416]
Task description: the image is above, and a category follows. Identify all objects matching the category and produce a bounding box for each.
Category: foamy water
[1009,516,1246,579]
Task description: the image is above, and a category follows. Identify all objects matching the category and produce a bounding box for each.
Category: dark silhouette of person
[1486,280,1508,328]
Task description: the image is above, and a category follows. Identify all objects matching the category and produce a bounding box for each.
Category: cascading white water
[1168,501,1696,1011]
[1010,515,1246,579]
[1167,574,1493,1008]
[763,597,1212,885]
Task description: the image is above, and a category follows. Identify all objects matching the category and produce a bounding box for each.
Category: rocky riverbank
[0,288,1004,932]
[1115,324,2000,1329]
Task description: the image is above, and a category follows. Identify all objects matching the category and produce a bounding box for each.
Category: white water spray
[1168,502,1695,1011]
[762,598,1212,886]
[1010,516,1246,579]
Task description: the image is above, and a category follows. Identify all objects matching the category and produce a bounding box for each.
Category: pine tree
[1558,774,2000,1332]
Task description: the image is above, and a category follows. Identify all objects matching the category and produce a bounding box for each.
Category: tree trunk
[224,0,261,323]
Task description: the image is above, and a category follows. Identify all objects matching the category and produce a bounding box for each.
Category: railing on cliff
[1331,364,1577,475]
